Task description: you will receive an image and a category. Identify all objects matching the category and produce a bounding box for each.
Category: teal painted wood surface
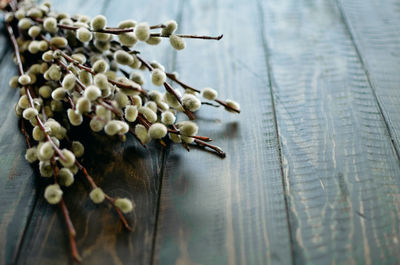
[0,0,399,264]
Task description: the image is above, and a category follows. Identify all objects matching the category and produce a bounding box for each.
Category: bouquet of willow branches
[1,0,240,261]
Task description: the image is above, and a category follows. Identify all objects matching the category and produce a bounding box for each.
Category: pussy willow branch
[135,54,196,120]
[165,72,240,113]
[32,17,223,41]
[75,160,133,231]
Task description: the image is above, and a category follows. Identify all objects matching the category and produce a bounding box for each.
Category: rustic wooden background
[1,0,400,264]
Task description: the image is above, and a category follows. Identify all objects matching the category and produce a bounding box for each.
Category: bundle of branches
[1,0,240,261]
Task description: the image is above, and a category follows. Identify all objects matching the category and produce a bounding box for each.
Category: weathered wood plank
[337,0,400,159]
[0,50,38,265]
[13,0,178,264]
[259,0,400,264]
[152,0,293,265]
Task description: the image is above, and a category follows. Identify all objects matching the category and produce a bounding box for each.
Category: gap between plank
[256,1,295,265]
[334,0,400,164]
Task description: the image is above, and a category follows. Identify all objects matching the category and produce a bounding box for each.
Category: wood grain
[13,0,178,264]
[152,0,292,264]
[259,0,400,264]
[337,0,400,159]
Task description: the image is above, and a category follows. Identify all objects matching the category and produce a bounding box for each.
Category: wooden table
[1,0,400,264]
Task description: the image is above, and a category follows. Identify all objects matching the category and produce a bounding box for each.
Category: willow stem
[60,199,82,262]
[150,33,223,40]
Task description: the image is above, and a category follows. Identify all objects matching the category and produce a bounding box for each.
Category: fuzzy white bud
[76,97,91,114]
[44,184,63,204]
[151,69,166,86]
[202,87,218,100]
[62,74,76,91]
[32,126,45,141]
[90,117,105,132]
[84,85,101,101]
[169,133,182,143]
[148,123,168,139]
[135,124,150,144]
[59,168,74,187]
[79,70,92,86]
[39,141,54,161]
[104,120,121,136]
[76,27,92,42]
[42,50,54,62]
[71,53,86,64]
[43,17,58,33]
[59,149,76,168]
[118,19,136,28]
[28,26,41,38]
[182,94,201,112]
[138,106,157,123]
[91,15,107,31]
[118,33,137,47]
[114,50,134,65]
[18,18,32,30]
[39,161,53,177]
[92,59,108,73]
[146,37,162,45]
[177,121,198,136]
[124,105,138,122]
[67,109,83,126]
[161,111,176,125]
[89,187,105,203]
[94,74,108,90]
[129,72,144,86]
[18,95,29,109]
[50,36,68,48]
[51,87,67,101]
[135,22,150,41]
[225,99,240,113]
[114,198,134,213]
[169,34,185,50]
[162,20,178,35]
[18,74,31,85]
[164,91,181,108]
[22,107,38,120]
[71,141,84,157]
[115,92,129,108]
[25,147,38,163]
[131,95,142,108]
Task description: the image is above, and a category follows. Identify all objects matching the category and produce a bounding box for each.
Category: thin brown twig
[60,199,82,262]
[214,99,240,113]
[165,72,200,93]
[20,119,31,148]
[150,33,224,40]
[194,139,226,158]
